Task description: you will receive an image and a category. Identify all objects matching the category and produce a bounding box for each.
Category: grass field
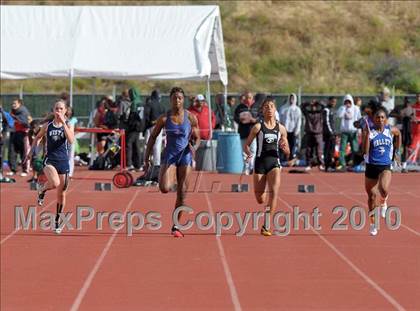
[1,1,419,95]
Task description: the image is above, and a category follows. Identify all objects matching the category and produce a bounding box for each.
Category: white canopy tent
[1,5,228,168]
[1,5,228,85]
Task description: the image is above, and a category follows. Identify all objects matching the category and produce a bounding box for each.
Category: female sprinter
[144,87,200,237]
[363,107,401,236]
[244,97,290,236]
[28,99,74,234]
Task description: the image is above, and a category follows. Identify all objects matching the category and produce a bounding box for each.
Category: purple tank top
[165,110,191,154]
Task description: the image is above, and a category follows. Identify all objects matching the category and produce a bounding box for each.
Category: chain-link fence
[1,93,417,121]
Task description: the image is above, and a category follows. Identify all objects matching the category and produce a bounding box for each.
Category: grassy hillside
[1,0,419,95]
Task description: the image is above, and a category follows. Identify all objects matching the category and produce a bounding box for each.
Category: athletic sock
[55,203,63,227]
[380,195,389,205]
[264,206,271,228]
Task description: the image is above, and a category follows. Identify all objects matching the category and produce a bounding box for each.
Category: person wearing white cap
[188,94,216,140]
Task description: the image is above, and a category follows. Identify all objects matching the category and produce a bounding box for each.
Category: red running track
[1,167,419,310]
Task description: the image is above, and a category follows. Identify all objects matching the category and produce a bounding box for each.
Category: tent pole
[90,78,96,126]
[206,78,212,139]
[206,78,215,170]
[69,70,74,107]
[223,84,229,131]
[298,85,302,107]
[297,85,302,151]
[89,78,97,166]
[112,85,117,100]
[19,84,23,100]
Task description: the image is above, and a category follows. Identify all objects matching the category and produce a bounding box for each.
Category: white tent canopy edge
[1,5,229,169]
[1,5,228,85]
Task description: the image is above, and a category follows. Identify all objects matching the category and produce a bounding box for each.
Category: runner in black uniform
[28,99,74,234]
[244,97,290,236]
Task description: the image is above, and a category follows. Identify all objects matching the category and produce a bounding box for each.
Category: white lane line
[70,189,140,311]
[278,196,406,311]
[201,172,242,311]
[310,173,420,237]
[1,175,88,245]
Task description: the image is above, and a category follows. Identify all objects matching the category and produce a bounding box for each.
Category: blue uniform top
[163,111,192,166]
[46,121,69,163]
[367,125,393,165]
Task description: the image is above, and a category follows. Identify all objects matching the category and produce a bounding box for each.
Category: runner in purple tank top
[144,87,200,237]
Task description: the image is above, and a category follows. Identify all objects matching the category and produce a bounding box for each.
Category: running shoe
[54,222,62,234]
[261,225,272,236]
[369,224,378,236]
[336,165,344,171]
[171,225,184,238]
[37,185,46,206]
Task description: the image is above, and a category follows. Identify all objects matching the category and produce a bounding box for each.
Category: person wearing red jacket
[412,93,420,150]
[188,94,216,140]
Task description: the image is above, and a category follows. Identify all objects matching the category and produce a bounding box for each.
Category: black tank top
[256,121,281,158]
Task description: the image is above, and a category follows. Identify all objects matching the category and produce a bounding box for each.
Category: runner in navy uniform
[244,97,290,236]
[362,107,401,236]
[144,87,200,237]
[28,99,74,234]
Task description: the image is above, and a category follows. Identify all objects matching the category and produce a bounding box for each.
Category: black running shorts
[254,156,281,175]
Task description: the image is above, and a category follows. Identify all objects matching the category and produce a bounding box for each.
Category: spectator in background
[125,87,146,170]
[409,93,420,163]
[144,90,166,170]
[60,92,70,105]
[354,96,363,134]
[0,105,6,180]
[323,96,337,172]
[279,93,302,164]
[0,104,14,179]
[302,100,324,171]
[254,93,267,116]
[337,94,360,170]
[188,95,196,109]
[118,88,133,132]
[378,87,396,125]
[126,99,144,172]
[129,87,142,111]
[227,96,237,131]
[188,94,216,140]
[399,97,415,171]
[214,93,226,130]
[7,99,31,176]
[104,97,120,130]
[354,97,363,109]
[234,91,259,174]
[355,99,379,132]
[27,119,43,182]
[93,98,108,155]
[67,106,78,177]
[214,94,237,131]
